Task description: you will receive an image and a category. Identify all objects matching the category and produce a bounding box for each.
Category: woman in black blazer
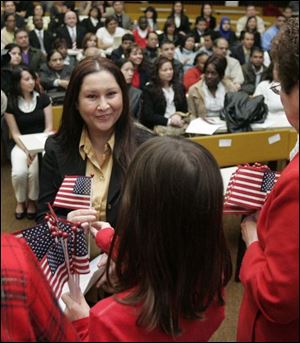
[141,56,187,130]
[201,3,217,31]
[80,6,103,34]
[167,1,191,35]
[37,57,153,233]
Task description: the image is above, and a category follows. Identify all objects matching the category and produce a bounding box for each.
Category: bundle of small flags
[14,204,90,299]
[223,163,281,215]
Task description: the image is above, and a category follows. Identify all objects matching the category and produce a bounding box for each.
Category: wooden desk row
[53,106,297,168]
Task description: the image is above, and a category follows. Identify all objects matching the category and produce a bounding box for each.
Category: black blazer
[36,126,155,224]
[167,14,191,34]
[141,82,187,129]
[231,44,248,66]
[29,29,53,55]
[80,17,103,34]
[57,25,87,49]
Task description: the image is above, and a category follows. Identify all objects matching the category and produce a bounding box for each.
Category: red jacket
[183,66,202,92]
[1,234,78,342]
[237,153,299,342]
[73,227,225,341]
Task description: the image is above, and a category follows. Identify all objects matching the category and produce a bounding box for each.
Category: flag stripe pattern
[53,176,92,210]
[223,164,280,215]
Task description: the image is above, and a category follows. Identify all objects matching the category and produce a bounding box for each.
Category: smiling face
[129,48,143,66]
[78,70,123,136]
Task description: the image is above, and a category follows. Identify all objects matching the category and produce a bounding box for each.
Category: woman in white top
[96,15,126,56]
[188,54,236,118]
[4,66,53,219]
[253,62,285,116]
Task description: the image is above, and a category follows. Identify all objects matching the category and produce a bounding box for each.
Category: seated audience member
[167,1,191,36]
[201,3,216,30]
[112,1,133,30]
[216,17,238,49]
[39,50,73,103]
[48,1,69,35]
[1,14,16,49]
[143,31,160,68]
[1,1,25,29]
[1,43,23,94]
[240,16,262,48]
[198,30,216,56]
[15,29,46,73]
[283,6,293,19]
[159,18,182,48]
[62,135,232,342]
[29,15,53,56]
[141,56,187,130]
[96,16,126,56]
[213,38,244,90]
[241,47,267,95]
[116,58,142,119]
[1,233,79,342]
[183,51,208,92]
[52,38,77,70]
[143,6,159,32]
[192,16,208,48]
[80,6,103,34]
[175,34,199,73]
[79,1,106,17]
[26,3,50,31]
[57,11,86,50]
[253,62,285,116]
[133,16,150,49]
[125,44,149,90]
[76,32,104,62]
[159,40,184,81]
[237,17,299,342]
[231,31,255,66]
[4,66,53,219]
[262,15,286,52]
[188,54,236,118]
[236,4,265,38]
[111,33,134,63]
[36,57,153,258]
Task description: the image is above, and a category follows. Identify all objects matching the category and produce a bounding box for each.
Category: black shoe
[15,212,26,220]
[26,212,36,220]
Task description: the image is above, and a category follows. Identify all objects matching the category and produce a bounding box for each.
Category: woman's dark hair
[8,65,38,109]
[245,15,258,32]
[88,5,102,19]
[201,3,213,17]
[271,17,299,94]
[4,12,15,23]
[163,18,176,35]
[179,33,195,52]
[3,42,21,56]
[107,135,232,336]
[114,57,134,70]
[55,57,135,175]
[193,51,208,66]
[46,49,63,63]
[170,1,184,16]
[104,15,118,28]
[144,6,157,24]
[203,54,227,80]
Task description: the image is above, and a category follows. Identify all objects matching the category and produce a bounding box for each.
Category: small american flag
[53,176,92,210]
[14,217,90,299]
[223,164,280,215]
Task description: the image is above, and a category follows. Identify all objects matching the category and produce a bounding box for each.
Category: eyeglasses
[270,82,281,95]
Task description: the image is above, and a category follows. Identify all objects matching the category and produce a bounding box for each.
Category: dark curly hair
[271,17,299,94]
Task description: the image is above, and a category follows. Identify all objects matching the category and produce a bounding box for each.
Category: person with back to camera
[237,17,299,342]
[4,65,53,220]
[36,56,153,261]
[62,135,232,342]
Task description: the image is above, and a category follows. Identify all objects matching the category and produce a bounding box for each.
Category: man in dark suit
[112,1,133,30]
[29,15,53,55]
[231,31,255,66]
[57,11,86,49]
[15,29,46,73]
[241,47,268,95]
